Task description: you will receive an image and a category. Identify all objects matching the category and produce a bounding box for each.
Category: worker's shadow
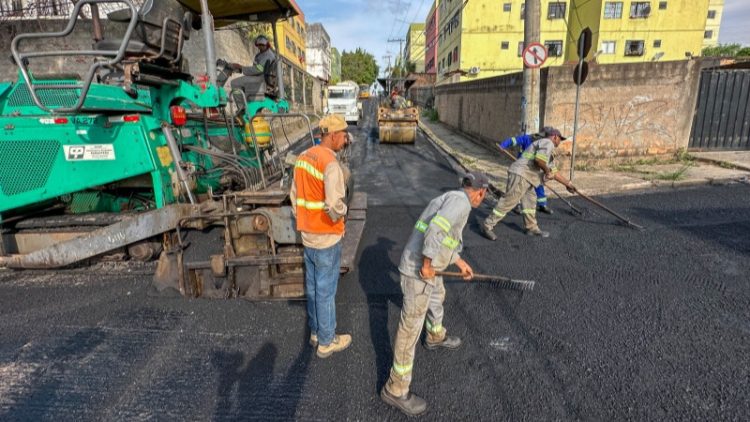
[358,236,403,393]
[211,339,312,421]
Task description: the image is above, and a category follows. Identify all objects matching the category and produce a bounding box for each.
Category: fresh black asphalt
[0,100,748,420]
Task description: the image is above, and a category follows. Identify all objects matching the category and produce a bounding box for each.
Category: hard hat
[255,35,270,46]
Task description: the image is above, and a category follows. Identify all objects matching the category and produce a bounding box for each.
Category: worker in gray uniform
[227,35,277,98]
[381,172,489,417]
[481,127,576,240]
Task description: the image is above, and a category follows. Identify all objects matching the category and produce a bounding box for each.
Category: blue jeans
[304,241,342,346]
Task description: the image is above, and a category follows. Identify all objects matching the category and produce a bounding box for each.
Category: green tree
[702,43,750,57]
[341,48,379,85]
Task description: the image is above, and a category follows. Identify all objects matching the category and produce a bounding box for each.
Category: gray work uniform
[484,137,557,232]
[386,190,471,397]
[230,48,276,98]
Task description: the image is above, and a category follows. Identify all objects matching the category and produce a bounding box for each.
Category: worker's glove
[455,258,474,281]
[544,172,553,182]
[230,63,242,72]
[419,264,436,280]
[566,185,577,194]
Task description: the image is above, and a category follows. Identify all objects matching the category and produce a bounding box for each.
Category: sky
[300,0,750,74]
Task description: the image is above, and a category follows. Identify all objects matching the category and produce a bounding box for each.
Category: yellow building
[404,23,426,73]
[437,0,570,83]
[703,0,724,48]
[436,0,718,83]
[567,0,713,65]
[276,13,307,69]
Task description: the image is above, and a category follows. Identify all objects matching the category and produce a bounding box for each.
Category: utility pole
[522,0,541,134]
[382,54,392,93]
[388,38,405,76]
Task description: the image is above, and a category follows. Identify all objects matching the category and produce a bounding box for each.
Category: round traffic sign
[522,42,548,68]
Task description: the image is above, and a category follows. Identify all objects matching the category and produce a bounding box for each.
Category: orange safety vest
[293,145,346,235]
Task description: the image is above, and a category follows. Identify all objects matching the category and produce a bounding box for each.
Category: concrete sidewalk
[419,119,750,197]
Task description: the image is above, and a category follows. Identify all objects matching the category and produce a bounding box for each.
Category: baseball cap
[462,171,489,189]
[319,114,348,134]
[544,127,567,140]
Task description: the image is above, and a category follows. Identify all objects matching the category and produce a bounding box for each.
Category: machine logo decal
[63,144,116,161]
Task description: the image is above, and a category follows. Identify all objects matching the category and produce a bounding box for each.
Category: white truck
[326,81,360,124]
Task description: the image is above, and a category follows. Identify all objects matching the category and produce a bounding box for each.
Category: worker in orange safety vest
[290,114,352,358]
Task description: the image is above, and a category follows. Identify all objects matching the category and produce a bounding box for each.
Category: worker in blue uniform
[498,129,553,214]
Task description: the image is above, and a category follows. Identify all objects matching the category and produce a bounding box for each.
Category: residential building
[277,12,307,69]
[425,1,440,74]
[306,23,331,81]
[435,0,719,83]
[403,23,426,73]
[703,0,724,48]
[569,0,715,65]
[436,0,571,83]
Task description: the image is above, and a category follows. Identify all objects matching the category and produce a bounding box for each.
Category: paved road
[1,100,749,421]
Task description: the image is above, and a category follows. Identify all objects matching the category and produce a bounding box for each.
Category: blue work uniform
[498,134,548,207]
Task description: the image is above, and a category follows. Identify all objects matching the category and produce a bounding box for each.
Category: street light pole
[522,0,541,134]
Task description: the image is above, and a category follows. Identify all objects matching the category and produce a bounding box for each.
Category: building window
[653,39,661,48]
[707,10,716,19]
[501,41,510,50]
[548,2,566,19]
[447,53,452,66]
[630,2,651,19]
[658,1,667,9]
[453,46,459,62]
[601,40,616,54]
[518,41,525,57]
[624,40,645,56]
[503,2,511,12]
[520,3,525,19]
[544,40,563,57]
[604,2,623,18]
[704,30,713,39]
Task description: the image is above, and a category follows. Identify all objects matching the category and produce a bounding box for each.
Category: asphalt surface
[1,99,749,421]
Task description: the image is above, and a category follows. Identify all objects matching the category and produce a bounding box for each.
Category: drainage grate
[0,140,61,196]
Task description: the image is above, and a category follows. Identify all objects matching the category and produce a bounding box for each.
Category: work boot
[526,228,550,238]
[537,205,554,215]
[381,388,428,417]
[425,335,462,350]
[316,334,352,358]
[309,334,318,348]
[480,225,497,241]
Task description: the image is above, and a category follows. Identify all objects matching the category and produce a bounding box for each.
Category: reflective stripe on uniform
[442,236,460,249]
[536,153,549,163]
[392,361,413,375]
[521,152,535,160]
[295,160,324,180]
[431,215,451,233]
[296,198,326,210]
[425,319,444,334]
[537,197,547,203]
[521,208,536,215]
[493,209,506,218]
[415,220,429,232]
[510,137,517,146]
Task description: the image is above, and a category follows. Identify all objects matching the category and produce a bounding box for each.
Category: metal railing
[10,0,140,113]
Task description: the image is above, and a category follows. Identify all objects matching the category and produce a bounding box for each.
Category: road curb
[692,156,750,172]
[418,120,506,198]
[419,120,750,197]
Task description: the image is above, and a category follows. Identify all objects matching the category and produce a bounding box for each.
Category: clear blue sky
[300,0,749,73]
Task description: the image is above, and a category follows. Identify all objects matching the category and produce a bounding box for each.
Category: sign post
[570,27,592,181]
